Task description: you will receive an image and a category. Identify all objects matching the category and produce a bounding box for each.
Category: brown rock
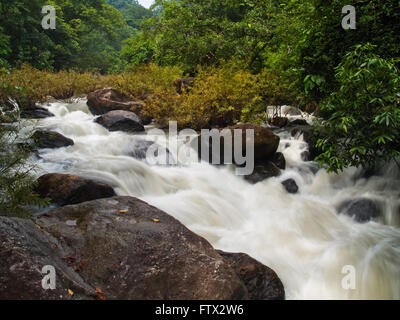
[218,251,285,300]
[32,130,73,149]
[36,173,116,206]
[87,88,146,118]
[0,197,268,300]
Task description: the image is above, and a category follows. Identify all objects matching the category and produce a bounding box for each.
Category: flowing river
[24,99,400,300]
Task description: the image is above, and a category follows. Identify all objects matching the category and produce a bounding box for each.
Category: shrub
[0,112,49,217]
[315,44,400,173]
[145,60,296,130]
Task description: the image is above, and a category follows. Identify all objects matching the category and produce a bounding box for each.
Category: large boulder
[95,110,144,133]
[87,88,149,123]
[0,197,285,300]
[337,198,382,223]
[36,173,116,206]
[218,251,285,300]
[32,130,74,149]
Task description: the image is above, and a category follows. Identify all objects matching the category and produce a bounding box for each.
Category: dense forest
[1,0,400,212]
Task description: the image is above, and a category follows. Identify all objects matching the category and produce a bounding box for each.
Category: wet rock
[95,110,145,133]
[284,107,302,116]
[289,119,309,126]
[0,196,262,299]
[271,152,286,170]
[291,126,321,161]
[32,130,74,149]
[87,88,146,118]
[196,123,280,165]
[300,151,310,162]
[337,198,382,223]
[21,105,55,119]
[36,173,116,206]
[282,179,299,194]
[128,140,173,165]
[218,251,285,300]
[269,117,288,128]
[245,162,281,184]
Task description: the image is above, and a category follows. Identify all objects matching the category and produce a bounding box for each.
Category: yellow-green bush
[1,62,295,130]
[144,61,295,130]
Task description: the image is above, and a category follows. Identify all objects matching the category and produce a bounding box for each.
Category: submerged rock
[36,173,116,206]
[0,197,284,300]
[128,139,173,165]
[291,126,321,161]
[245,162,281,184]
[32,130,74,149]
[218,251,285,300]
[337,198,382,223]
[95,110,145,133]
[282,179,299,194]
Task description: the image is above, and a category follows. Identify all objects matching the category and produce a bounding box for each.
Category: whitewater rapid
[26,99,400,300]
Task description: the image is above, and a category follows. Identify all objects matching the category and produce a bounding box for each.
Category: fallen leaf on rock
[96,288,106,300]
[152,218,160,223]
[74,260,89,273]
[119,209,128,213]
[68,289,74,296]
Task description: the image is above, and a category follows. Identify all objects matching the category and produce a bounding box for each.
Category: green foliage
[298,0,400,102]
[0,0,136,73]
[0,108,49,217]
[315,44,400,172]
[139,0,278,73]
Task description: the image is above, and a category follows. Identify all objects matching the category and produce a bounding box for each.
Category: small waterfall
[28,99,400,300]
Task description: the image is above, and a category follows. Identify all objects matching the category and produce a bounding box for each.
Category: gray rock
[32,130,74,149]
[282,179,299,194]
[337,198,382,223]
[95,110,145,133]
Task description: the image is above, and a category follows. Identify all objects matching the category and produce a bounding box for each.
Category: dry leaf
[120,209,128,213]
[152,218,160,223]
[96,288,106,300]
[68,289,74,296]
